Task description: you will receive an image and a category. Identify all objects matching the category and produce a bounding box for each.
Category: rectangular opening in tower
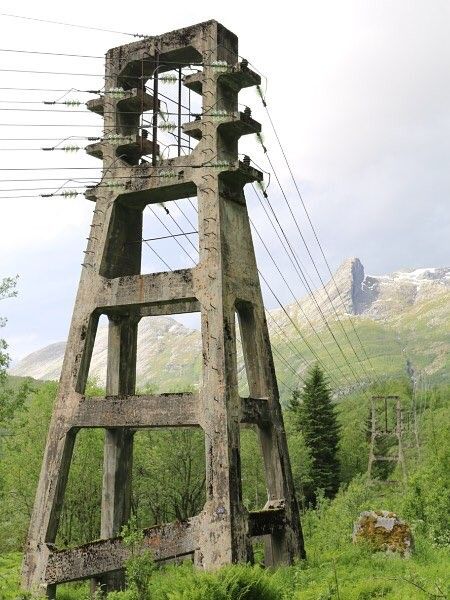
[86,314,109,388]
[235,311,250,397]
[133,427,206,530]
[136,312,201,394]
[240,425,266,511]
[139,65,203,162]
[141,197,199,274]
[58,427,104,548]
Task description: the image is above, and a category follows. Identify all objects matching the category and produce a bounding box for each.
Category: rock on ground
[353,510,413,557]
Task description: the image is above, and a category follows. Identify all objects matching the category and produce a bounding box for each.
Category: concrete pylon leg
[196,304,252,567]
[22,309,100,597]
[237,301,305,564]
[98,316,138,592]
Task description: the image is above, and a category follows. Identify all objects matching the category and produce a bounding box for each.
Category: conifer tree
[289,364,340,504]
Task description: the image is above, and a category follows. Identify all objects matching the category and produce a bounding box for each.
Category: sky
[0,0,449,362]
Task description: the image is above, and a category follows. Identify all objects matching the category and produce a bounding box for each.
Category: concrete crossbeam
[73,393,199,428]
[72,394,270,429]
[97,270,196,311]
[45,517,200,585]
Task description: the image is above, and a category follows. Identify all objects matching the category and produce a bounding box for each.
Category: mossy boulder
[353,510,413,557]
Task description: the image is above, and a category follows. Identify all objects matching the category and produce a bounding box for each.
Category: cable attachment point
[256,85,267,108]
[256,132,267,154]
[159,74,177,84]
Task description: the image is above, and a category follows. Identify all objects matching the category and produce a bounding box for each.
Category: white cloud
[0,0,448,356]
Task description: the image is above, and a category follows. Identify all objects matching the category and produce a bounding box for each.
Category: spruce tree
[290,364,340,503]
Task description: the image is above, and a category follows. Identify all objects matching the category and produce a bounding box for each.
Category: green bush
[135,562,281,600]
[402,406,450,546]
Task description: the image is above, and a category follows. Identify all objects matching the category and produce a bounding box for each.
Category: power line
[0,87,99,93]
[0,61,238,77]
[252,181,359,385]
[266,311,311,373]
[259,96,378,382]
[256,97,373,387]
[0,12,144,38]
[251,185,371,391]
[143,241,172,271]
[271,345,301,380]
[250,216,347,385]
[0,108,197,118]
[0,48,103,59]
[0,149,91,151]
[0,123,103,127]
[146,206,197,265]
[0,158,210,171]
[0,174,193,182]
[143,220,297,393]
[260,151,367,387]
[172,195,307,390]
[0,68,106,77]
[251,185,317,292]
[258,269,343,388]
[0,138,99,140]
[145,202,301,392]
[165,210,198,254]
[173,201,197,232]
[141,231,198,243]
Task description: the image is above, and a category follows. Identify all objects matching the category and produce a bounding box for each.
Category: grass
[272,542,449,599]
[0,553,22,600]
[1,536,448,599]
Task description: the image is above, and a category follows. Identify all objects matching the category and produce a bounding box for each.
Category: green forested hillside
[270,304,450,399]
[0,376,448,599]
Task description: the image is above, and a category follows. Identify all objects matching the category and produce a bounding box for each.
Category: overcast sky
[0,0,449,362]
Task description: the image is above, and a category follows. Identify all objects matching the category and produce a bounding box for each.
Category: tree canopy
[290,364,340,503]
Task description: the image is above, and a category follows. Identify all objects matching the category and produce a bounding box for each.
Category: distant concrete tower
[367,395,407,484]
[22,21,305,598]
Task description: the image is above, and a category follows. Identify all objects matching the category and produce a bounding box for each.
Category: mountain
[10,259,450,396]
[11,317,202,393]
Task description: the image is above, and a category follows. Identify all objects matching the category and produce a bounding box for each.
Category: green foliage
[0,552,22,600]
[0,381,57,551]
[289,364,340,503]
[240,426,266,510]
[402,404,450,546]
[0,365,449,599]
[284,413,314,510]
[121,517,156,600]
[0,276,33,468]
[132,562,281,600]
[0,276,18,372]
[132,426,205,525]
[0,379,206,550]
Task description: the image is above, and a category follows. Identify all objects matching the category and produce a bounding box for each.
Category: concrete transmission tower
[23,20,305,598]
[367,395,407,484]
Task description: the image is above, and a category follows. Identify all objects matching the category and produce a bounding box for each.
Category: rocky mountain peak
[284,258,449,322]
[332,257,365,314]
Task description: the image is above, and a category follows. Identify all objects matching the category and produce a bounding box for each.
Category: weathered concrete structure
[367,395,407,483]
[22,21,305,598]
